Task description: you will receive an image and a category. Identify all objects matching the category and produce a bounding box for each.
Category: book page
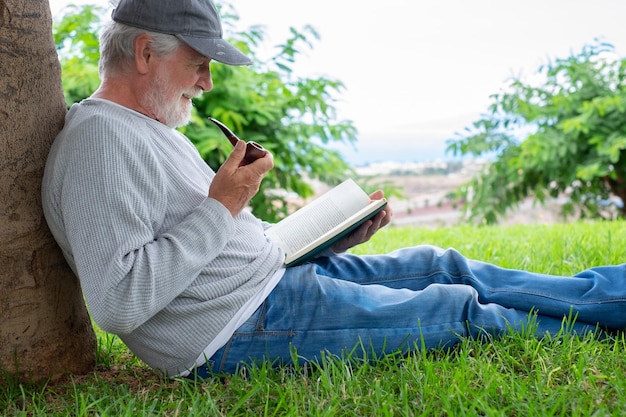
[281,199,386,266]
[266,179,370,254]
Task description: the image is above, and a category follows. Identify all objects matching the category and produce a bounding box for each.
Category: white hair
[98,21,184,78]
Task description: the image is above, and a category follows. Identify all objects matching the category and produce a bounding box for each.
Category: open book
[265,179,387,267]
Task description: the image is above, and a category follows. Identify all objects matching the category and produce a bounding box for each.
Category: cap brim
[177,35,252,66]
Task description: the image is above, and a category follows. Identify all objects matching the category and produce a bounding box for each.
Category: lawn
[3,220,626,416]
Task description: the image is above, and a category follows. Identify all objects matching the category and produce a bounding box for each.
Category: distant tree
[0,0,95,383]
[447,41,626,224]
[54,3,359,222]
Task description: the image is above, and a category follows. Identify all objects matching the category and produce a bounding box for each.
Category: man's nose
[197,71,213,92]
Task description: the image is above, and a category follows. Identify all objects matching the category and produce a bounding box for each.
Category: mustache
[184,88,203,100]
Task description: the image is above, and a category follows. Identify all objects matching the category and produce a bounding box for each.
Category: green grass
[4,220,626,416]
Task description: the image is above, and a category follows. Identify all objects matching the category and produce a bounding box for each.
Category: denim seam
[458,274,626,305]
[230,330,297,338]
[216,338,232,373]
[485,287,626,304]
[356,270,468,286]
[322,270,451,285]
[255,299,268,331]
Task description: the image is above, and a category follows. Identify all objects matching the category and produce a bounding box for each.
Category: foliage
[447,41,626,224]
[5,221,626,415]
[53,3,358,222]
[53,4,103,106]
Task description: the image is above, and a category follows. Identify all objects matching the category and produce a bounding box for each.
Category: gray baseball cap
[111,0,252,66]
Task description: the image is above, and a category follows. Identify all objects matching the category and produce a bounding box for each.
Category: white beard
[140,67,201,128]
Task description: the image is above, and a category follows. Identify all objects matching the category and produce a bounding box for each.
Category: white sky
[49,0,626,165]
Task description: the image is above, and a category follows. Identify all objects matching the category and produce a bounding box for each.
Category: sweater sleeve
[59,115,234,334]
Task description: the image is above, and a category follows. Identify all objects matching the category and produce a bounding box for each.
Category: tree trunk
[0,0,96,383]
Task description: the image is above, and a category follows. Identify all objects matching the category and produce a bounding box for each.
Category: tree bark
[0,0,96,383]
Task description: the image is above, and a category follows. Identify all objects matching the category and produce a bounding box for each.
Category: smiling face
[140,45,214,128]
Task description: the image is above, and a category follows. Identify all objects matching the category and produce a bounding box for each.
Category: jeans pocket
[232,300,267,334]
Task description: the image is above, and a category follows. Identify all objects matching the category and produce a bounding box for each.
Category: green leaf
[447,40,626,224]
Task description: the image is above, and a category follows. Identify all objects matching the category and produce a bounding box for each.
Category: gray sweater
[42,99,284,376]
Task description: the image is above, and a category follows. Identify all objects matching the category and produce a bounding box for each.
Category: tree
[447,41,626,224]
[0,0,95,383]
[55,3,359,223]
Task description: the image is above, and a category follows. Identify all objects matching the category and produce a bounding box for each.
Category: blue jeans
[200,245,626,375]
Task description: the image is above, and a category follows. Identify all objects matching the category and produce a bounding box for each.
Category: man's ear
[134,34,154,75]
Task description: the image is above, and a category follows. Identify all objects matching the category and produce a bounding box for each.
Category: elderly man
[43,0,626,378]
